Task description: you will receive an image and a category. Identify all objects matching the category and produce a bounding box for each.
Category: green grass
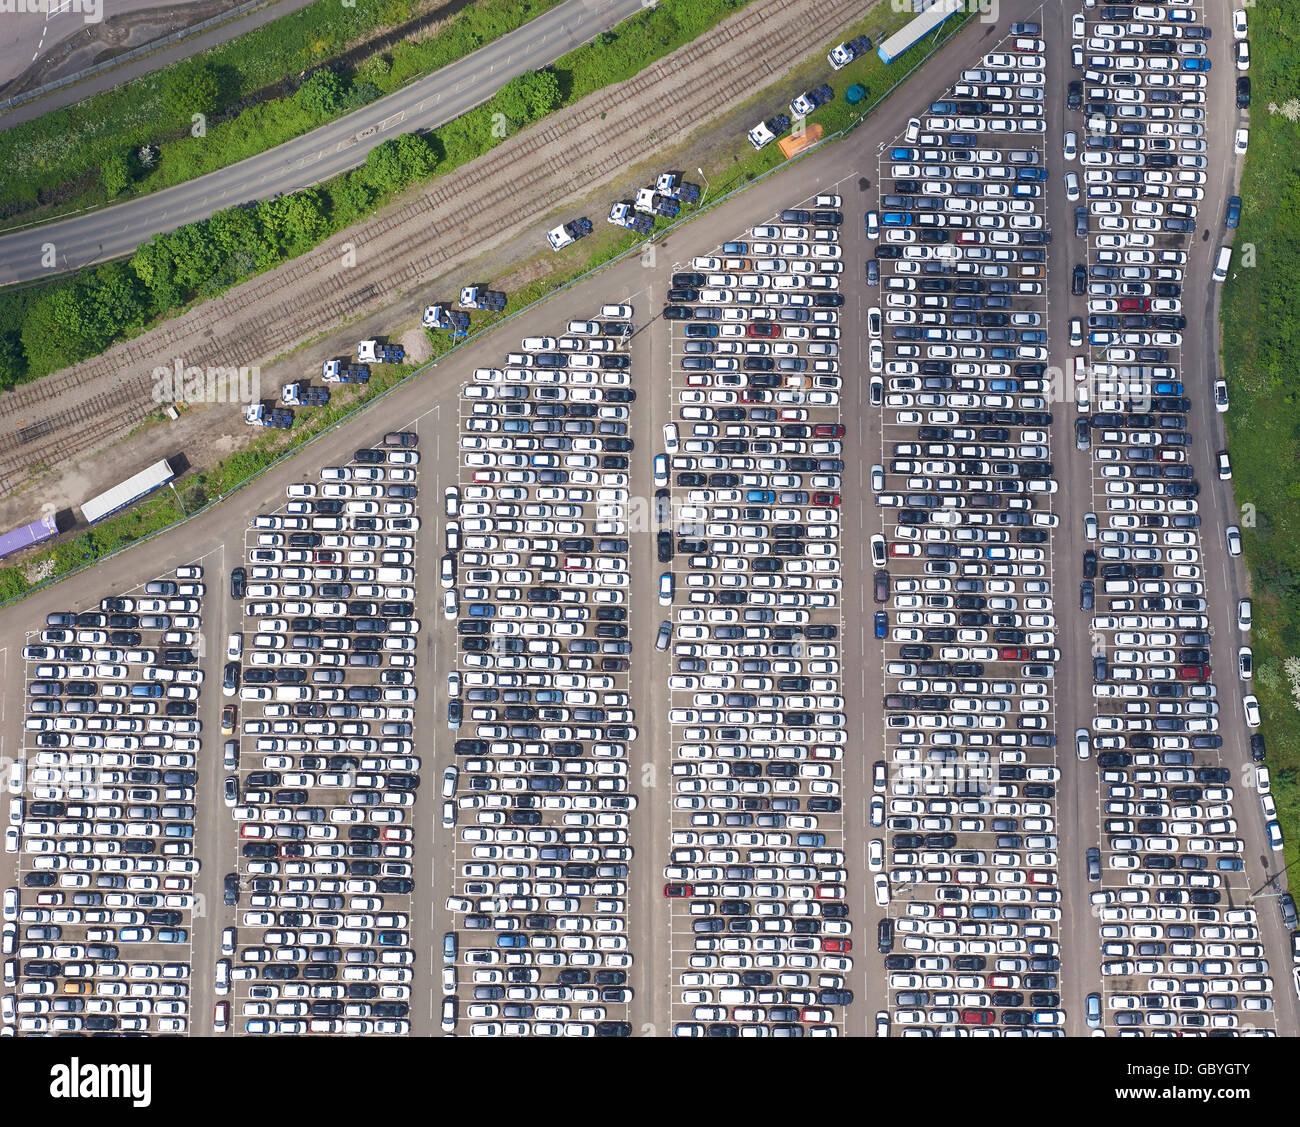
[0,0,563,228]
[1218,0,1300,872]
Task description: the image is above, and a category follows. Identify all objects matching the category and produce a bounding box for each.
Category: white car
[654,454,668,488]
[1243,695,1261,728]
[1235,128,1249,156]
[1065,172,1079,203]
[1238,598,1252,633]
[1084,512,1098,542]
[443,590,457,620]
[866,211,880,240]
[1217,450,1232,480]
[226,633,243,660]
[440,555,456,588]
[873,873,890,907]
[1225,526,1243,557]
[1237,40,1250,72]
[1233,9,1248,40]
[659,573,674,607]
[1239,647,1253,682]
[1214,379,1229,413]
[663,423,679,453]
[444,487,460,518]
[1072,13,1085,38]
[1063,130,1077,161]
[1075,729,1090,761]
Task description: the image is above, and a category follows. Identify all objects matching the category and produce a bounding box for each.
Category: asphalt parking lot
[1070,0,1283,1035]
[661,196,853,1036]
[864,29,1069,1036]
[442,312,638,1037]
[220,433,424,1035]
[5,569,206,1034]
[1,0,1297,1040]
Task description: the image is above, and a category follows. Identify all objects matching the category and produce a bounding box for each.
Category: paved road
[0,0,191,91]
[1,0,320,128]
[0,0,645,284]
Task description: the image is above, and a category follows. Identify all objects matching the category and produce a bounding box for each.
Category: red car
[999,646,1029,661]
[1119,297,1150,312]
[746,323,779,338]
[813,492,841,507]
[1178,664,1211,680]
[663,884,693,898]
[813,423,845,438]
[822,938,852,953]
[961,1008,994,1025]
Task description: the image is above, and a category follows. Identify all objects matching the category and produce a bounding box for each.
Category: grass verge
[1217,0,1300,874]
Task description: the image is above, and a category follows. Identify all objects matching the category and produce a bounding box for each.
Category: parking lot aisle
[409,406,449,1037]
[625,287,672,1036]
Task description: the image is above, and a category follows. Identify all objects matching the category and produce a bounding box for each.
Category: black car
[1071,265,1086,296]
[230,567,246,599]
[1237,76,1251,110]
[223,872,239,906]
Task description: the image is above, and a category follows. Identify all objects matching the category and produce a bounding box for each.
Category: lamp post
[696,166,710,205]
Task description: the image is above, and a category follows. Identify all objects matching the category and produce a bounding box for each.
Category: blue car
[888,147,916,160]
[874,612,887,639]
[1020,331,1047,344]
[882,212,913,226]
[1225,196,1241,228]
[1017,168,1048,182]
[746,489,775,503]
[1182,57,1211,71]
[496,934,527,949]
[722,241,748,254]
[989,379,1019,392]
[1153,381,1183,396]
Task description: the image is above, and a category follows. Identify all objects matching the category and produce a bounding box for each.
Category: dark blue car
[1225,196,1241,229]
[874,612,887,639]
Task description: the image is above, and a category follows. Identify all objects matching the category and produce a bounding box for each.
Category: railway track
[0,0,864,499]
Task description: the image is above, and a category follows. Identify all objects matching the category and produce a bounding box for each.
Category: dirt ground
[0,0,871,532]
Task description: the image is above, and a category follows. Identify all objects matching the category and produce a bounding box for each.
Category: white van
[1212,245,1232,282]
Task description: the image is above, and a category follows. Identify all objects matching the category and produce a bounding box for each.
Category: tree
[100,151,133,197]
[363,133,437,194]
[519,69,561,120]
[327,169,376,225]
[0,330,25,390]
[20,266,147,378]
[257,190,328,256]
[161,61,222,123]
[493,70,561,129]
[296,68,347,118]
